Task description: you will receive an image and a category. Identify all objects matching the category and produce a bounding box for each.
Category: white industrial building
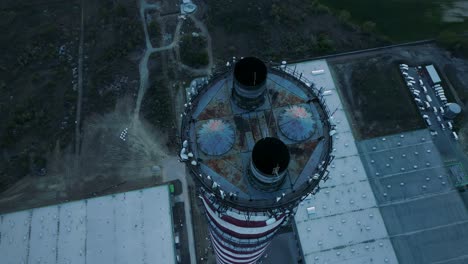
[0,185,176,264]
[425,64,441,84]
[293,60,398,264]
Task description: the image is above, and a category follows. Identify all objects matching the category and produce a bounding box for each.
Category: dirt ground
[330,55,425,139]
[82,0,143,118]
[0,97,170,213]
[0,0,178,213]
[143,52,176,135]
[0,0,81,191]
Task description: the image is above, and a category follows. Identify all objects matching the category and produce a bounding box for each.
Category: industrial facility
[291,60,468,264]
[2,0,468,263]
[180,57,333,263]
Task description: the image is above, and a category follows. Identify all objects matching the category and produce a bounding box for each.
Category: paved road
[161,157,197,264]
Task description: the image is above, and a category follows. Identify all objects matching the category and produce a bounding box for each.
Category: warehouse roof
[0,185,175,264]
[293,60,398,264]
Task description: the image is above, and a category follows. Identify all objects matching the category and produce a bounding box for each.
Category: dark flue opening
[234,57,267,88]
[252,137,290,175]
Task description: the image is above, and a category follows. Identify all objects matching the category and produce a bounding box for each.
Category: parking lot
[400,64,468,186]
[400,64,453,138]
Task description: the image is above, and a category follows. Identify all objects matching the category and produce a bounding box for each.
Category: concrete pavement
[162,157,197,264]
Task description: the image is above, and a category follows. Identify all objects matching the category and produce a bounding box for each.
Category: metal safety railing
[179,63,334,211]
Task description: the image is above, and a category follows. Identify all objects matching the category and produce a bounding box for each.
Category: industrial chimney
[180,57,333,264]
[232,57,268,110]
[249,137,290,190]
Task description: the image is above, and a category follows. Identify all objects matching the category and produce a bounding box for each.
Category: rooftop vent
[197,119,235,156]
[278,106,315,141]
[249,137,290,190]
[232,57,268,110]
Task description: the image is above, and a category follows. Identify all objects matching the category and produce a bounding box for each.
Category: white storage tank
[444,103,462,119]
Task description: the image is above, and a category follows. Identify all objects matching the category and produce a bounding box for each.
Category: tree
[270,4,282,23]
[180,35,209,67]
[362,21,376,33]
[316,33,335,53]
[437,30,460,46]
[315,3,331,14]
[148,21,160,37]
[114,4,128,17]
[437,31,468,58]
[338,10,351,23]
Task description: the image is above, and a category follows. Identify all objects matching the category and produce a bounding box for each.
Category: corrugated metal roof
[197,119,235,156]
[293,60,398,264]
[0,185,175,264]
[278,106,315,141]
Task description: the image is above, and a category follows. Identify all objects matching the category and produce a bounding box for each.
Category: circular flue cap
[252,137,290,175]
[279,106,315,141]
[197,119,235,156]
[234,57,267,88]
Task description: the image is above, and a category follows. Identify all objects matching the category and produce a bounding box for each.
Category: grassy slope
[320,0,468,41]
[205,0,387,61]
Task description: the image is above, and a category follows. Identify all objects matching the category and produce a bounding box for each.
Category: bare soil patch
[330,55,425,139]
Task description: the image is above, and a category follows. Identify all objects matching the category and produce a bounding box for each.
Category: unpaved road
[74,0,85,175]
[134,2,183,120]
[134,1,200,263]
